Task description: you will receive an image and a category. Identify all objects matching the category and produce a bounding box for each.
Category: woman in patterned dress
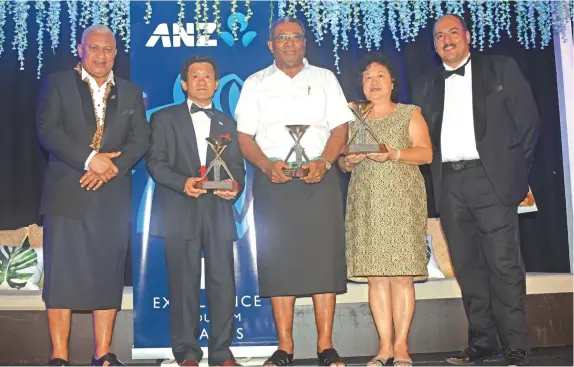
[338,53,433,367]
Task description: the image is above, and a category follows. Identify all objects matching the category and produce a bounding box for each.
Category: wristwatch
[318,157,331,170]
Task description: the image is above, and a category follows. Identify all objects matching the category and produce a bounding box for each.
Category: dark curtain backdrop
[0,3,569,274]
[0,5,130,232]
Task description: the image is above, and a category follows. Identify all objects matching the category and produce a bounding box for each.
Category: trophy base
[343,143,388,155]
[195,180,239,191]
[282,167,310,178]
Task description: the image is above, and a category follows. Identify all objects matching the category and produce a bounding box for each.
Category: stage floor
[293,346,574,366]
[78,346,573,366]
[2,346,569,366]
[0,273,571,365]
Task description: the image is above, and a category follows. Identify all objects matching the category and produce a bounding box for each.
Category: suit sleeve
[502,57,541,167]
[113,89,151,177]
[411,77,425,110]
[228,124,246,201]
[146,112,189,195]
[36,75,93,171]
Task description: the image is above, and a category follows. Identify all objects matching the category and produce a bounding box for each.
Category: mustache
[443,43,456,50]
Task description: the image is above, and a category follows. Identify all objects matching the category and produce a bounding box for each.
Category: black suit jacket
[37,69,150,220]
[146,102,246,242]
[412,54,540,212]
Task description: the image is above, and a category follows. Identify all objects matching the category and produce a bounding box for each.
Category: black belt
[442,159,482,171]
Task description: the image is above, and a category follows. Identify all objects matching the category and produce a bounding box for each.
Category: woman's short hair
[358,52,399,101]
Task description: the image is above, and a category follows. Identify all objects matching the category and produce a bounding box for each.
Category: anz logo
[145,13,257,48]
[145,23,217,48]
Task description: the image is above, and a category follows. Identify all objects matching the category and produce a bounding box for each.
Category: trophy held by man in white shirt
[281,124,311,178]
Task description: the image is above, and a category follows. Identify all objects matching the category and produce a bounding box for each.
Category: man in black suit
[412,14,540,366]
[37,25,150,366]
[146,55,245,367]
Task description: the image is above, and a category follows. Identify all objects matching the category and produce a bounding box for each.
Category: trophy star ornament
[344,100,388,155]
[194,134,239,191]
[282,124,311,178]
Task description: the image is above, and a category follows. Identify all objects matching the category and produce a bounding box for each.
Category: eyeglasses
[273,34,304,43]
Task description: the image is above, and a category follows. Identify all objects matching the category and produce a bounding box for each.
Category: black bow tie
[190,103,214,117]
[443,57,471,79]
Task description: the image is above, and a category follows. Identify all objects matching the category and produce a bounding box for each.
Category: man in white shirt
[37,25,150,366]
[234,16,354,367]
[412,14,540,366]
[146,55,245,367]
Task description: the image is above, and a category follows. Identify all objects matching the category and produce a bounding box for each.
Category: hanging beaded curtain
[1,0,573,76]
[0,0,130,78]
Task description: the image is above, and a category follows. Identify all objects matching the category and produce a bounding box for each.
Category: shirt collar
[187,99,213,111]
[443,53,471,71]
[269,57,311,77]
[81,67,115,86]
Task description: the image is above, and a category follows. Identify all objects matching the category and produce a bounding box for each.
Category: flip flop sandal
[317,348,345,366]
[368,357,394,366]
[393,359,413,366]
[263,350,294,366]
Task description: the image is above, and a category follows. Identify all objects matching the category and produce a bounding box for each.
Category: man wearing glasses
[235,16,353,367]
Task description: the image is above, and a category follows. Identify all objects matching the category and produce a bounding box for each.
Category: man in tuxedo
[412,14,540,366]
[37,25,150,366]
[146,55,245,367]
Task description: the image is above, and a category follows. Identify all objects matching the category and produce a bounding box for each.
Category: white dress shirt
[83,68,116,170]
[440,54,480,162]
[234,58,354,162]
[187,99,212,166]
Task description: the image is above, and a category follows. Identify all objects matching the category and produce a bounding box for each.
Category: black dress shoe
[504,349,529,366]
[91,352,125,366]
[445,345,497,365]
[47,358,70,366]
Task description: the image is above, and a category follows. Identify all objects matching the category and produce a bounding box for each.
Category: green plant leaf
[0,247,10,284]
[0,247,38,289]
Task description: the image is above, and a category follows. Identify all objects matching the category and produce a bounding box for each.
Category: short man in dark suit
[412,14,540,366]
[37,24,150,366]
[146,55,245,367]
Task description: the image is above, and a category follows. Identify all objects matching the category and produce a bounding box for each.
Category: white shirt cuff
[84,150,97,171]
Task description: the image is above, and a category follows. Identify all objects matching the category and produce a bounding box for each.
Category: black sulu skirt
[252,168,347,298]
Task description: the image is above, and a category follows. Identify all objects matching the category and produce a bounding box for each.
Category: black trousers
[439,163,528,351]
[163,205,236,365]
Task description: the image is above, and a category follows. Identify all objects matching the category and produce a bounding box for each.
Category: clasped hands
[183,177,237,200]
[263,159,327,184]
[80,152,121,191]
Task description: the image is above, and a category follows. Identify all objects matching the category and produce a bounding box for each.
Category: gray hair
[269,16,306,40]
[81,24,116,47]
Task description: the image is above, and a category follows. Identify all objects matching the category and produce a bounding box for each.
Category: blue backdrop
[130,1,280,359]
